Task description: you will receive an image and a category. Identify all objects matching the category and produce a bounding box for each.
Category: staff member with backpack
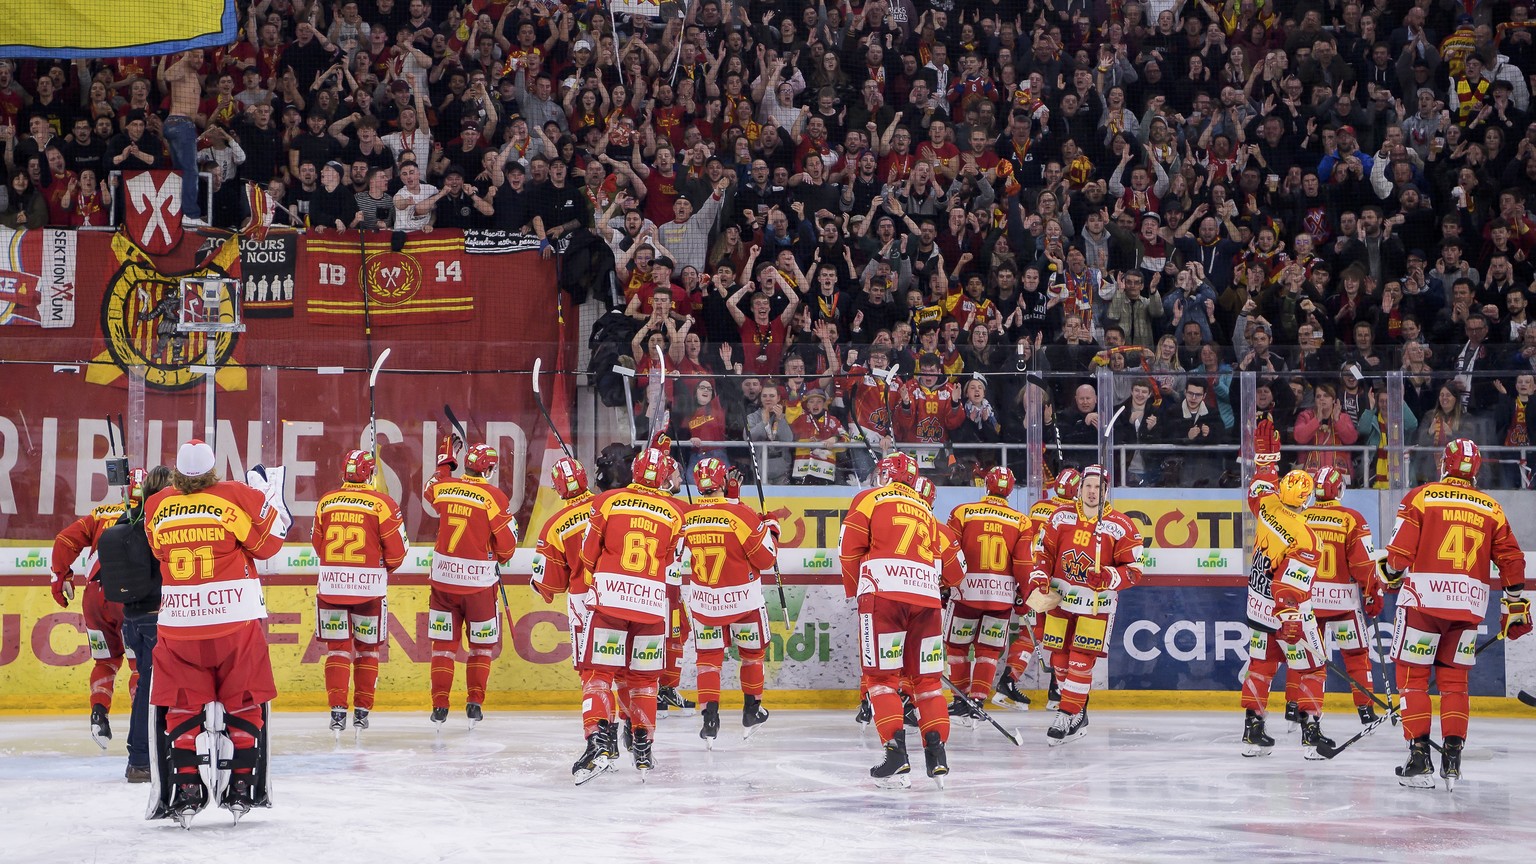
[95,466,172,783]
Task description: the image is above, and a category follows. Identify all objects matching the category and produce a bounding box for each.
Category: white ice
[3,708,1534,863]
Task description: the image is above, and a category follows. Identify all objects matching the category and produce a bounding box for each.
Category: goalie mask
[1278,469,1315,509]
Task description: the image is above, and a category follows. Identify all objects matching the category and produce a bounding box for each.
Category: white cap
[574,39,593,52]
[176,439,216,476]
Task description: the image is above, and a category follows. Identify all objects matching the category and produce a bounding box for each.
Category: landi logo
[1138,550,1156,568]
[633,639,663,662]
[18,551,49,569]
[415,550,435,568]
[594,635,625,657]
[290,551,319,568]
[1197,552,1229,569]
[1406,637,1435,657]
[354,620,379,638]
[802,552,835,569]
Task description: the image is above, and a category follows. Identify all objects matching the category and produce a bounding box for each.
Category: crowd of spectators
[4,0,1536,488]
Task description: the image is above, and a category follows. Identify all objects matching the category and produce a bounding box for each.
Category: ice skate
[1046,709,1088,746]
[466,702,483,730]
[621,719,634,753]
[1396,737,1436,788]
[90,705,111,749]
[1300,714,1334,761]
[222,776,258,825]
[430,706,448,729]
[658,687,695,717]
[947,694,978,720]
[1440,736,1463,791]
[922,730,948,788]
[700,701,720,747]
[1357,704,1378,726]
[599,720,620,762]
[353,707,371,730]
[572,724,613,786]
[632,726,654,778]
[854,697,872,727]
[870,730,911,789]
[991,669,1031,711]
[329,707,347,737]
[169,777,208,829]
[1044,675,1061,712]
[1284,700,1300,732]
[742,695,770,740]
[1242,709,1274,757]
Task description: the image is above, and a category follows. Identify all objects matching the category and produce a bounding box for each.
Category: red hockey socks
[946,645,972,696]
[1341,649,1374,708]
[914,678,950,742]
[695,648,724,704]
[1396,664,1433,740]
[1438,665,1470,739]
[430,648,456,709]
[354,647,380,710]
[89,657,121,708]
[466,648,493,704]
[324,640,353,707]
[1295,668,1325,715]
[582,672,616,732]
[969,646,1003,701]
[868,681,904,741]
[1058,654,1095,715]
[739,648,766,697]
[1241,658,1279,713]
[626,675,659,733]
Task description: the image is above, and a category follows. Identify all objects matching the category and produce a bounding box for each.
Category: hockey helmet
[343,449,376,484]
[1277,469,1315,508]
[1053,467,1082,501]
[661,454,681,491]
[984,466,1016,500]
[1312,466,1345,502]
[550,456,589,499]
[464,443,498,476]
[631,447,669,489]
[914,475,937,507]
[693,457,727,494]
[880,452,920,487]
[1442,438,1481,482]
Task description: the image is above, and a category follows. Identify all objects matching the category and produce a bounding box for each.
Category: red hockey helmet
[550,456,588,499]
[984,466,1016,499]
[880,452,920,487]
[1442,438,1481,482]
[1053,467,1082,501]
[693,457,727,494]
[1312,466,1345,502]
[631,447,669,489]
[914,475,937,507]
[1080,463,1110,490]
[343,449,376,484]
[464,444,498,476]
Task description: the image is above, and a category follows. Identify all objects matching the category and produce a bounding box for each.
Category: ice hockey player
[839,453,964,788]
[530,457,599,745]
[945,467,1030,718]
[994,467,1080,711]
[1382,438,1527,789]
[423,435,519,728]
[573,448,688,782]
[312,450,408,734]
[1028,464,1142,745]
[1240,419,1333,759]
[50,472,135,747]
[1302,466,1386,725]
[676,457,780,746]
[144,440,288,826]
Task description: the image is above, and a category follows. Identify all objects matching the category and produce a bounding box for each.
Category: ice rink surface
[3,707,1534,864]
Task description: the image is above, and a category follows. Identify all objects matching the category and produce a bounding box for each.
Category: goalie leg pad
[220,703,272,810]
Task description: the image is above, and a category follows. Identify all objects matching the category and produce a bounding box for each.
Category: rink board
[2,576,1526,713]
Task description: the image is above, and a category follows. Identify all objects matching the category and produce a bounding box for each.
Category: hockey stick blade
[369,347,391,387]
[1519,690,1536,708]
[1316,714,1393,759]
[941,674,1021,746]
[532,357,542,395]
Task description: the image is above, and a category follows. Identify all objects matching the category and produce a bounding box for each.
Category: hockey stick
[367,348,391,492]
[531,357,575,461]
[1314,712,1395,759]
[653,345,694,504]
[1519,691,1536,708]
[940,674,1022,746]
[1368,611,1399,724]
[742,426,790,626]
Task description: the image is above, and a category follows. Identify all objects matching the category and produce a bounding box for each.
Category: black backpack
[96,511,161,605]
[587,310,640,408]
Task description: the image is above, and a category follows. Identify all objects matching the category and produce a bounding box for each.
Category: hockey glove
[940,586,952,605]
[1027,570,1050,598]
[1275,609,1304,644]
[50,571,74,607]
[1363,590,1384,619]
[1254,412,1281,466]
[1086,565,1118,592]
[761,517,781,538]
[436,431,459,471]
[1379,563,1406,591]
[1502,592,1532,641]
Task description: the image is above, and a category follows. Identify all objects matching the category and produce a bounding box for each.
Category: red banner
[0,228,570,541]
[121,169,187,256]
[304,233,475,327]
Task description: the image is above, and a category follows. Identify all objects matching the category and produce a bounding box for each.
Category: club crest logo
[364,251,422,307]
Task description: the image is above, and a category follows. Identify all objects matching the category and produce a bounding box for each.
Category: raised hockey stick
[743,425,790,626]
[652,345,694,504]
[940,673,1022,746]
[530,357,575,461]
[367,348,391,493]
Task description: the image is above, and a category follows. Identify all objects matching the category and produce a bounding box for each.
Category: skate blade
[636,768,650,783]
[1048,730,1087,747]
[743,723,766,742]
[991,694,1029,712]
[873,773,912,790]
[468,720,479,732]
[573,766,609,786]
[90,728,109,750]
[1242,744,1274,758]
[1303,746,1330,761]
[1396,769,1436,789]
[176,813,196,830]
[932,775,946,789]
[704,737,714,751]
[1442,774,1458,792]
